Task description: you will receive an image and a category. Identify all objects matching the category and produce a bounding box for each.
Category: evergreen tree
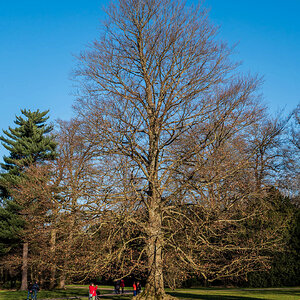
[0,109,56,196]
[246,189,300,287]
[0,109,57,290]
[0,200,24,256]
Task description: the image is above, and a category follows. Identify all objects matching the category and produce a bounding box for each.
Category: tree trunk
[136,186,177,300]
[39,273,45,287]
[49,229,57,289]
[59,272,66,289]
[20,242,28,291]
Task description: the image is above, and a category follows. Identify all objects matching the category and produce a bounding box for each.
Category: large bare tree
[73,0,287,298]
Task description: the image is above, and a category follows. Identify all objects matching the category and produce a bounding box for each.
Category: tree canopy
[71,0,291,298]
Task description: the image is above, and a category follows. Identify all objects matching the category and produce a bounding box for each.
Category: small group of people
[132,281,142,296]
[115,279,142,296]
[89,279,142,298]
[27,281,39,300]
[114,278,125,294]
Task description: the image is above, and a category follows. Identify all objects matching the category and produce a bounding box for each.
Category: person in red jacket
[120,279,125,294]
[89,282,98,300]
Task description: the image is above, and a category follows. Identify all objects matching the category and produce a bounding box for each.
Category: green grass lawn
[0,285,299,300]
[169,287,300,300]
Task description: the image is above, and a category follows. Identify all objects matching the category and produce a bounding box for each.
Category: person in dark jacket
[32,281,40,300]
[136,281,142,294]
[114,280,121,294]
[27,282,34,300]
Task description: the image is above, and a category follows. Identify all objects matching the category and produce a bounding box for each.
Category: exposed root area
[134,291,178,300]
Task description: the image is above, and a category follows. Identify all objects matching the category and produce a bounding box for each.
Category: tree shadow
[101,296,131,299]
[240,288,300,297]
[168,288,300,300]
[168,291,261,300]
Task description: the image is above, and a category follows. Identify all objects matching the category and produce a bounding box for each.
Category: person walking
[27,282,34,300]
[89,282,98,300]
[32,281,40,300]
[136,281,142,294]
[114,280,120,294]
[116,280,120,294]
[133,281,137,296]
[120,279,125,294]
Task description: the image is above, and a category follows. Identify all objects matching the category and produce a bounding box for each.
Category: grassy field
[0,285,299,300]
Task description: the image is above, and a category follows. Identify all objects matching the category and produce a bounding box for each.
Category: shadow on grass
[168,292,261,300]
[101,297,131,300]
[240,288,300,297]
[168,288,300,300]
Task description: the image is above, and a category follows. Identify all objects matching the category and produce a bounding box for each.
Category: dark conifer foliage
[0,200,24,255]
[0,109,57,198]
[0,109,57,290]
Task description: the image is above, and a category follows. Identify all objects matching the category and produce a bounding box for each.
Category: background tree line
[0,0,299,298]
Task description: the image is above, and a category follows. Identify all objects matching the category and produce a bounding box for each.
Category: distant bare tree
[292,105,300,150]
[281,105,300,202]
[246,116,288,192]
[51,119,104,287]
[72,0,288,298]
[8,119,104,288]
[9,163,60,286]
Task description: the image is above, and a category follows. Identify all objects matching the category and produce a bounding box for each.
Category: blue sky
[0,0,299,158]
